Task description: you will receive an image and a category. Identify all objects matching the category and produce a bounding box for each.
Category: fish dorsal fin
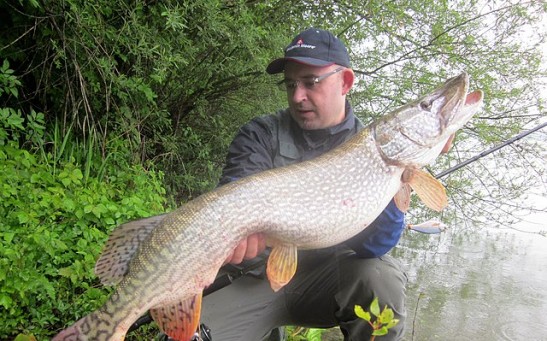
[404,168,447,212]
[94,214,167,285]
[394,183,412,212]
[150,293,203,341]
[266,243,298,292]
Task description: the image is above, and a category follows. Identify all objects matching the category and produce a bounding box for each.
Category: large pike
[53,73,483,341]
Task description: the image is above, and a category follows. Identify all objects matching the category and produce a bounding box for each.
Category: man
[200,28,419,341]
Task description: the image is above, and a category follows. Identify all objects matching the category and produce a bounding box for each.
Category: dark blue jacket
[219,103,405,258]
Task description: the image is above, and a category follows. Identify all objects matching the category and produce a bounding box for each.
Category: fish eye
[420,100,432,111]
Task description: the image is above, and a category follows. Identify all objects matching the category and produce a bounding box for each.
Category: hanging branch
[435,120,547,179]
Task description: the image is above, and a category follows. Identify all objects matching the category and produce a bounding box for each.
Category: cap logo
[286,38,316,52]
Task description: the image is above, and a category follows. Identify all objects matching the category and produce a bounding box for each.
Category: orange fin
[94,214,167,285]
[267,243,298,292]
[407,169,447,212]
[394,183,411,212]
[150,293,202,341]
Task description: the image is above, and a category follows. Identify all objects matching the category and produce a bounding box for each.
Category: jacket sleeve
[218,117,275,186]
[345,199,406,258]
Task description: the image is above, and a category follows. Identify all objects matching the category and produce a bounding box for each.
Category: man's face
[283,62,350,130]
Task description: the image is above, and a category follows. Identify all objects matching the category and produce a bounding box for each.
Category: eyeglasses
[277,67,345,91]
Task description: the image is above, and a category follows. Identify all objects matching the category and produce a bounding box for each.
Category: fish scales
[52,72,484,341]
[56,130,396,340]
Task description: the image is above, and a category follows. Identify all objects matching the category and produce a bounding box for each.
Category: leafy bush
[0,62,168,339]
[0,145,167,339]
[0,1,290,203]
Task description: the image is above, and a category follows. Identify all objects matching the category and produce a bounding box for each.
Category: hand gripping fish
[53,72,483,341]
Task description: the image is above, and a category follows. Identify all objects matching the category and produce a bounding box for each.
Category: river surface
[393,213,547,341]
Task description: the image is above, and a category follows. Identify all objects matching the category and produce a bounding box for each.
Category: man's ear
[341,68,355,95]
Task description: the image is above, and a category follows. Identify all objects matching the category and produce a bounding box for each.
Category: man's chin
[297,120,320,130]
[293,115,319,130]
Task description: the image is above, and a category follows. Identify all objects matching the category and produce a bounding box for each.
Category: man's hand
[224,233,266,265]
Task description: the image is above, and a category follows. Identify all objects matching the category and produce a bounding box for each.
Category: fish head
[373,72,483,167]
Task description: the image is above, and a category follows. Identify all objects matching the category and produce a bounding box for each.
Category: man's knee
[335,255,407,340]
[339,255,406,294]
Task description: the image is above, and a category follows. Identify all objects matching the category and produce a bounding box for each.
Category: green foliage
[0,59,21,98]
[0,142,167,338]
[0,59,45,146]
[0,72,167,339]
[355,297,400,340]
[0,0,288,202]
[286,326,325,341]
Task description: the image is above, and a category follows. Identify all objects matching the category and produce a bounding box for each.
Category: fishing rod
[435,120,547,179]
[408,120,547,234]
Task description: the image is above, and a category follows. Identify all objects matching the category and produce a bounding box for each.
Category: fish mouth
[397,72,483,146]
[439,73,483,132]
[373,72,484,167]
[464,89,483,109]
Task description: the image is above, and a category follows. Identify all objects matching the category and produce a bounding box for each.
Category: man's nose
[290,84,308,102]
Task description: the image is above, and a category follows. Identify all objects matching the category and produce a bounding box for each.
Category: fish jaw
[373,72,483,167]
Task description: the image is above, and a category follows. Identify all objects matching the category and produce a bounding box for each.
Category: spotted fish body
[53,73,483,341]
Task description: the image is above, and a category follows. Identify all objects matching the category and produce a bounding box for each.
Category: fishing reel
[191,324,212,341]
[158,323,212,341]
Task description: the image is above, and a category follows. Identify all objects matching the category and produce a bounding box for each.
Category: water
[394,220,547,341]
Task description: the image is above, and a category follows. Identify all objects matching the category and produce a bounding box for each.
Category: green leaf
[372,326,388,336]
[14,334,37,341]
[370,297,380,317]
[354,304,371,322]
[304,328,324,341]
[3,232,15,243]
[386,318,400,329]
[16,211,30,224]
[61,177,72,187]
[379,304,395,324]
[7,111,24,129]
[0,293,13,308]
[9,86,19,98]
[58,267,73,278]
[63,198,76,212]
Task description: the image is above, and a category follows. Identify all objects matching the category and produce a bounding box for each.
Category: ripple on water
[493,320,547,341]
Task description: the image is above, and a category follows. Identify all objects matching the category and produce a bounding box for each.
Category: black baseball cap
[266,28,351,74]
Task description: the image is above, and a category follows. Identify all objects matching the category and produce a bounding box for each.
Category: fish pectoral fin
[394,183,412,212]
[150,293,203,341]
[406,168,448,212]
[95,214,168,285]
[266,243,298,292]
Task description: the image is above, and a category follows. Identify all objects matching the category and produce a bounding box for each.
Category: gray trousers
[200,248,407,341]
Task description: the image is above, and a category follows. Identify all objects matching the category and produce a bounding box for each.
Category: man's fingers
[228,238,248,264]
[244,233,266,260]
[224,233,267,265]
[257,233,266,254]
[244,234,259,260]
